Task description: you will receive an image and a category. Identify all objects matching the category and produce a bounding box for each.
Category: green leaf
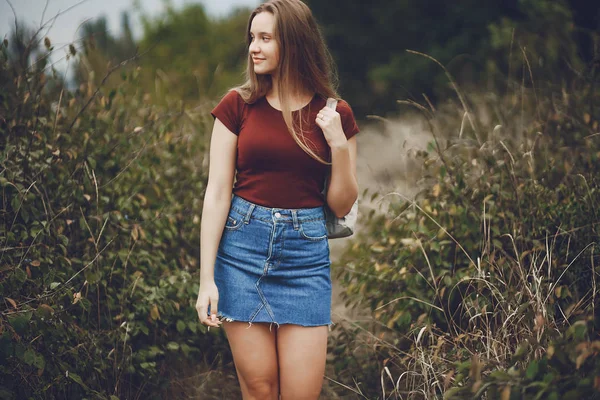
[176,320,186,333]
[87,157,96,169]
[33,354,45,370]
[140,361,156,370]
[568,321,588,340]
[166,342,179,351]
[443,387,465,399]
[139,324,149,335]
[21,208,29,223]
[36,304,54,319]
[78,298,92,311]
[49,282,60,290]
[23,348,36,365]
[512,342,529,362]
[29,227,41,238]
[8,311,32,334]
[10,196,20,212]
[14,268,27,284]
[14,343,25,362]
[68,372,89,390]
[440,165,447,178]
[456,360,472,374]
[542,372,555,383]
[188,321,198,334]
[58,234,69,246]
[489,369,512,382]
[525,360,539,380]
[180,343,191,357]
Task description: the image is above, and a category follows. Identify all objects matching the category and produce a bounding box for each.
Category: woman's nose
[249,40,259,54]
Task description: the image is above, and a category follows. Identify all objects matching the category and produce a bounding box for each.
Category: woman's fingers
[317,107,339,122]
[316,106,341,132]
[322,105,338,114]
[196,297,208,324]
[196,301,208,324]
[315,116,325,130]
[209,295,221,325]
[196,295,221,327]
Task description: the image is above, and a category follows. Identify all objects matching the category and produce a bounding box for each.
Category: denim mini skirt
[212,194,331,327]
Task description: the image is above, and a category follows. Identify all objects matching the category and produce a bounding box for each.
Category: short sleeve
[337,100,360,140]
[211,90,244,135]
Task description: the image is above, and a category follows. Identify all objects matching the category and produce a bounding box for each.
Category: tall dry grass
[329,48,600,399]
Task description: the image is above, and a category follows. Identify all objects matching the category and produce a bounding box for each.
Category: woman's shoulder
[213,89,251,115]
[212,90,250,135]
[336,98,354,113]
[219,89,267,110]
[330,98,356,122]
[332,97,360,138]
[219,89,245,104]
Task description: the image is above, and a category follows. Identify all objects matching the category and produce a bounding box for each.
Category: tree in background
[568,0,600,64]
[73,3,250,106]
[137,3,249,104]
[305,0,594,117]
[6,25,41,68]
[73,13,138,90]
[80,13,136,61]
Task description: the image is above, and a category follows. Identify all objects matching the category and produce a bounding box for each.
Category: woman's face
[249,12,280,76]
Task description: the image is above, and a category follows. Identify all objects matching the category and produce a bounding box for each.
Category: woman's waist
[230,193,325,223]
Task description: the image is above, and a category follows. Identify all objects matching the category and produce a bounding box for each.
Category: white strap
[326,98,338,110]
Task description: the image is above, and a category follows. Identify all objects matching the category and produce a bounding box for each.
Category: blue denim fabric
[212,194,332,326]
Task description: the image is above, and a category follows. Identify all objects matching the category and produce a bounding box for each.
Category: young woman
[195,0,359,398]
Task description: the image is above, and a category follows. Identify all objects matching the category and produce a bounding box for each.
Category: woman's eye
[263,37,270,42]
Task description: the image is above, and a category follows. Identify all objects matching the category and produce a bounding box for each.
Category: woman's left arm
[316,106,358,218]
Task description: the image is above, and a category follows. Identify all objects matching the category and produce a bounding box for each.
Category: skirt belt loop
[244,204,255,224]
[291,210,299,230]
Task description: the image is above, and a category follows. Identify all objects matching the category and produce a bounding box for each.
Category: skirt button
[275,212,282,218]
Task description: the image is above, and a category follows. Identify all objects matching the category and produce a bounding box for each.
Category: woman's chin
[253,67,274,76]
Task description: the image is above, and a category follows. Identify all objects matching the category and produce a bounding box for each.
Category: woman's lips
[253,58,265,63]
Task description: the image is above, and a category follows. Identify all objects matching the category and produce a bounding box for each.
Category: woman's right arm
[196,118,238,328]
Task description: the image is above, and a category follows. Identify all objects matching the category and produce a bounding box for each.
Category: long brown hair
[235,0,339,164]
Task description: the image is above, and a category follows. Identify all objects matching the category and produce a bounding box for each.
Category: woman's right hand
[196,280,222,328]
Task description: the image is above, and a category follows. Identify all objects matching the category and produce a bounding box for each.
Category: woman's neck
[269,77,280,101]
[266,78,314,111]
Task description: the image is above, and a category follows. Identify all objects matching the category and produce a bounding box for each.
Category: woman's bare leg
[223,322,280,400]
[277,325,328,400]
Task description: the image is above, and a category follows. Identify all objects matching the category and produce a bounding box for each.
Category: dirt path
[329,115,432,322]
[319,115,433,398]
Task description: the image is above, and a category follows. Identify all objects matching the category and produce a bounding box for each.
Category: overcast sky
[0,0,259,47]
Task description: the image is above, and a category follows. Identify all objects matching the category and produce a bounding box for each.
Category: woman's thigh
[223,322,279,400]
[277,324,328,400]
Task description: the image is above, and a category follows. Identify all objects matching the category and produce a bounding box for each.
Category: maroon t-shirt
[211,90,359,209]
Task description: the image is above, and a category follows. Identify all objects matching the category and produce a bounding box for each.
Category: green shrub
[0,37,227,399]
